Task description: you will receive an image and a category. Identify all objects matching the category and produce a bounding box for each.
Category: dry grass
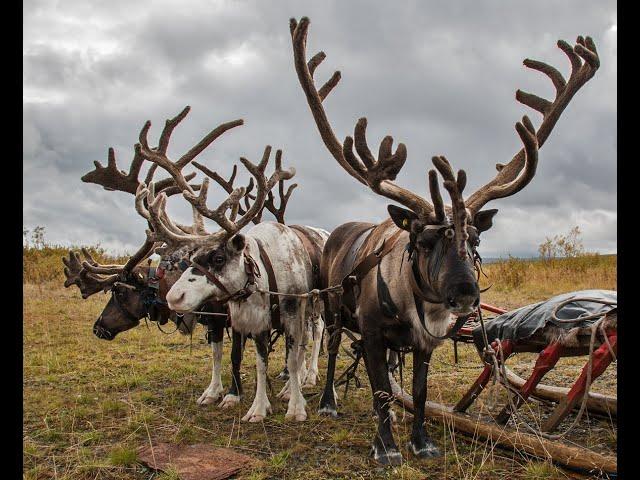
[23,250,616,479]
[480,254,616,310]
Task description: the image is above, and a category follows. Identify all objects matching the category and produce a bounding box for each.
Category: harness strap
[254,238,281,331]
[289,225,322,289]
[408,255,443,304]
[342,228,405,291]
[190,261,231,296]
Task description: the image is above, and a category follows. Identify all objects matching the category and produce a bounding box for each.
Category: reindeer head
[126,108,295,313]
[290,17,599,315]
[67,109,224,339]
[63,241,167,340]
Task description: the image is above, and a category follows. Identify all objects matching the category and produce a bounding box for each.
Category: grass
[23,249,616,479]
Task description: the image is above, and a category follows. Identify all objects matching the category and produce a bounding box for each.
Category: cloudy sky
[23,0,616,257]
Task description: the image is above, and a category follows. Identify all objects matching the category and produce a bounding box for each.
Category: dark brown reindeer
[290,17,599,464]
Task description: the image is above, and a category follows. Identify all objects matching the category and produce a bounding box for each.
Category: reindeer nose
[166,291,186,310]
[93,318,114,341]
[446,282,479,315]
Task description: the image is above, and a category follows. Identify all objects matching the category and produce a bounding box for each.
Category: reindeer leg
[242,331,272,422]
[276,331,290,381]
[304,314,324,387]
[219,330,245,409]
[197,321,225,405]
[318,313,340,416]
[285,334,308,421]
[386,350,406,424]
[363,335,402,466]
[410,350,440,458]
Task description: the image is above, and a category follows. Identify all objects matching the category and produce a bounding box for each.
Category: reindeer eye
[213,255,225,266]
[417,229,439,249]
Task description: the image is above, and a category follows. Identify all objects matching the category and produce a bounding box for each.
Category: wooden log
[503,367,617,417]
[393,394,616,475]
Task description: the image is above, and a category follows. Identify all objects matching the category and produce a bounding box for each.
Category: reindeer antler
[191,163,258,223]
[194,149,298,225]
[134,107,293,248]
[291,17,597,226]
[182,145,295,239]
[81,107,202,198]
[290,17,438,222]
[80,239,159,276]
[62,250,120,298]
[465,36,599,214]
[263,150,298,224]
[137,107,243,198]
[431,157,469,258]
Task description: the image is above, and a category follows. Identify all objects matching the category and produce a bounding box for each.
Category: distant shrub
[538,226,585,260]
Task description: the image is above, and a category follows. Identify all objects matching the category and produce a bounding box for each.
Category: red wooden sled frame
[451,302,617,432]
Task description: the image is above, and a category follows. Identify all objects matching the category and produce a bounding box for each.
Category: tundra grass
[23,254,616,479]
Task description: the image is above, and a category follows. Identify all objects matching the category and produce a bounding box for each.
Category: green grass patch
[108,445,137,466]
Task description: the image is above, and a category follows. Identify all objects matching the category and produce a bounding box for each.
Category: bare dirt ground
[23,256,616,479]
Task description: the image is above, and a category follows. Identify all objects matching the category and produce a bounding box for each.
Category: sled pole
[503,366,616,417]
[393,394,616,476]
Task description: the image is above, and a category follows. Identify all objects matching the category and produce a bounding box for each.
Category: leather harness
[289,225,322,289]
[342,229,405,293]
[186,228,323,332]
[255,238,281,331]
[339,227,470,341]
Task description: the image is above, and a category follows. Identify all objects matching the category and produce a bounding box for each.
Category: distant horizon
[22,224,617,262]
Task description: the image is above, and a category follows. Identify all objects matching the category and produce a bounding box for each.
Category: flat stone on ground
[138,442,260,480]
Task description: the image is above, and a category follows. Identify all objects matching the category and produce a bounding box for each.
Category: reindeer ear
[228,234,246,253]
[474,209,498,233]
[387,205,421,233]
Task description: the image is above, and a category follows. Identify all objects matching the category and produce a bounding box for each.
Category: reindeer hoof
[285,411,307,422]
[246,414,265,423]
[197,395,219,406]
[303,371,318,388]
[317,406,338,417]
[409,441,440,459]
[371,446,402,466]
[276,369,290,381]
[218,394,240,409]
[197,387,224,405]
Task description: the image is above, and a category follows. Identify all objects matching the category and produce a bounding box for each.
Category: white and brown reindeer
[289,17,599,464]
[64,108,325,409]
[132,114,329,422]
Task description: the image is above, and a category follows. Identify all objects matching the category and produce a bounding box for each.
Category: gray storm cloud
[23,0,616,257]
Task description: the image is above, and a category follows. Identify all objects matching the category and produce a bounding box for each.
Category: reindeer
[65,108,326,408]
[64,108,239,342]
[133,119,329,423]
[289,17,599,464]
